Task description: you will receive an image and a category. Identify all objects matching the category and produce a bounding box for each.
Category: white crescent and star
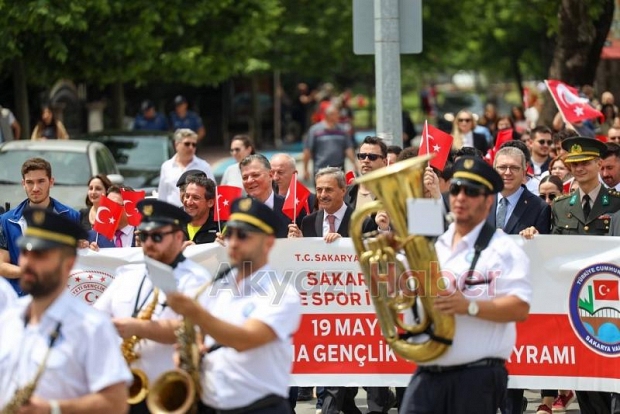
[123,199,134,217]
[598,284,610,297]
[95,206,111,224]
[557,83,588,107]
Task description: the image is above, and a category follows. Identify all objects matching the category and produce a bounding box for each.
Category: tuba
[121,287,160,405]
[146,282,211,414]
[350,154,455,362]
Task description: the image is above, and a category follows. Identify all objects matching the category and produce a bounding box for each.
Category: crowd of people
[0,82,619,414]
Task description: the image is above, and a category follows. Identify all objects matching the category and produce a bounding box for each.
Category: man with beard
[0,157,80,296]
[167,197,301,414]
[94,199,211,414]
[181,175,220,245]
[0,210,131,412]
[601,142,620,191]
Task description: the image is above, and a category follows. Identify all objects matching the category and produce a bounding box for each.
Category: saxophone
[1,323,61,414]
[122,287,160,405]
[147,282,211,414]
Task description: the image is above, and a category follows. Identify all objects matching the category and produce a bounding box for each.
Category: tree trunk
[250,74,262,146]
[511,55,524,106]
[12,58,29,139]
[110,81,125,130]
[541,0,615,126]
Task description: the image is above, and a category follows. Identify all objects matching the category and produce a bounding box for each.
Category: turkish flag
[418,121,453,171]
[485,129,514,165]
[213,186,242,221]
[282,173,311,221]
[563,177,574,194]
[120,189,145,227]
[593,280,620,301]
[345,171,356,185]
[92,195,123,240]
[546,80,604,124]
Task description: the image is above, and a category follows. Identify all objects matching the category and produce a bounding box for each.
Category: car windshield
[0,150,91,185]
[98,136,169,169]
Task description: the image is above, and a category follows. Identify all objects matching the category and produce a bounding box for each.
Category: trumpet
[350,155,455,362]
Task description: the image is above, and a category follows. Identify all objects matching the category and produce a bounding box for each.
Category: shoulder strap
[468,221,496,276]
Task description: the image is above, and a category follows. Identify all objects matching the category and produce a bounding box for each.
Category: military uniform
[551,187,620,235]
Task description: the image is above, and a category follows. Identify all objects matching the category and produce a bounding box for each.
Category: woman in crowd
[31,104,69,140]
[538,175,564,205]
[80,174,113,231]
[510,106,528,134]
[450,109,488,154]
[220,134,255,188]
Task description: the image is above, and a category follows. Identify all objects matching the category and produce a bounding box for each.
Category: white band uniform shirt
[427,220,532,367]
[0,276,17,314]
[0,290,132,404]
[157,155,214,207]
[198,265,301,410]
[94,258,211,383]
[322,202,348,236]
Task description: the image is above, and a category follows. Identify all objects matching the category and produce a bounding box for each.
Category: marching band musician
[167,197,301,414]
[395,157,532,414]
[94,199,211,414]
[0,210,131,413]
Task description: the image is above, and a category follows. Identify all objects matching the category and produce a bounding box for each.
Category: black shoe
[297,387,314,402]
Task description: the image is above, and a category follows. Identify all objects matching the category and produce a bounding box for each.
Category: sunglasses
[357,153,384,161]
[183,142,197,148]
[458,118,472,123]
[537,140,553,146]
[539,193,557,201]
[449,183,486,197]
[230,148,243,153]
[223,228,250,240]
[138,229,177,243]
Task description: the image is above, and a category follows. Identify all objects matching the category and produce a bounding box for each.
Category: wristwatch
[49,400,61,414]
[467,300,479,317]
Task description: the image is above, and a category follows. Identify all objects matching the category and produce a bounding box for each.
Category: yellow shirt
[187,224,201,241]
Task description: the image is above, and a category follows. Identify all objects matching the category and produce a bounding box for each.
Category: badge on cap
[571,144,582,154]
[239,198,252,212]
[143,205,154,216]
[464,159,474,169]
[33,210,45,225]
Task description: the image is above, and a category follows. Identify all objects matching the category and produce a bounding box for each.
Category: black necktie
[582,194,591,219]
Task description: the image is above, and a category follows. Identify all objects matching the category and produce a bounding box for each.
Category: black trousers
[576,391,611,414]
[400,365,508,414]
[364,386,395,413]
[321,386,362,414]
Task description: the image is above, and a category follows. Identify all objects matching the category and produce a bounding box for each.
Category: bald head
[270,153,297,196]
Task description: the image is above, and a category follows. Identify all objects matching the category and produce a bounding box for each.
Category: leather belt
[216,394,285,414]
[418,357,505,373]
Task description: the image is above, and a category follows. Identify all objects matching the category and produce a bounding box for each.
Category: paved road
[293,388,580,413]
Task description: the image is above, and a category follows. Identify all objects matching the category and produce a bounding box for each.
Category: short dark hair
[185,175,216,199]
[107,185,122,196]
[553,128,578,144]
[500,140,531,165]
[387,145,402,156]
[397,147,418,161]
[454,147,483,159]
[239,153,271,170]
[361,136,388,157]
[531,125,552,138]
[603,142,620,160]
[21,158,52,179]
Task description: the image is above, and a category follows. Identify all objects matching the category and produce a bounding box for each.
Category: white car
[0,140,123,211]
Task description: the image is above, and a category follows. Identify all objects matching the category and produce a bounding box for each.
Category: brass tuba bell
[350,154,455,362]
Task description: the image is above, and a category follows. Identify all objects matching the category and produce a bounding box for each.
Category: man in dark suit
[287,167,361,414]
[489,146,551,235]
[88,186,137,249]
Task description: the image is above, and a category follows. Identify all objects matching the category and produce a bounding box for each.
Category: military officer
[552,137,620,235]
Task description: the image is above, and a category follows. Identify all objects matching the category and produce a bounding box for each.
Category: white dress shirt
[157,155,215,207]
[322,202,348,236]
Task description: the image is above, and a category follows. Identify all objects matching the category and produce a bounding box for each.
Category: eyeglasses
[496,165,522,174]
[138,230,177,243]
[449,183,486,197]
[223,228,250,240]
[230,148,243,153]
[183,142,197,148]
[356,153,384,161]
[457,118,472,123]
[539,193,558,201]
[537,140,553,146]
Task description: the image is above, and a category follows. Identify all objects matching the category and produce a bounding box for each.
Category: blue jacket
[0,198,80,295]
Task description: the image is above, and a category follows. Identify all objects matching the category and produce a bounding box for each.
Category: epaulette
[608,188,620,197]
[554,191,575,202]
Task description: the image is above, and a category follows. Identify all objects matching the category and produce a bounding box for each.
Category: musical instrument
[147,282,211,414]
[121,287,160,405]
[1,322,61,414]
[350,154,455,362]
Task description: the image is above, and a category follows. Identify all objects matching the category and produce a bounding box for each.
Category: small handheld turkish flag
[120,189,145,227]
[345,171,356,185]
[92,195,123,240]
[214,186,242,221]
[593,280,619,301]
[546,80,604,124]
[418,120,453,171]
[485,129,513,165]
[282,173,311,221]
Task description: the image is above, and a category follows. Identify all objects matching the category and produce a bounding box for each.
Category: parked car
[76,131,174,195]
[0,140,123,210]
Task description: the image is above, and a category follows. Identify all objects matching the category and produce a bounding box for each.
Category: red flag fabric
[546,80,604,124]
[418,121,453,171]
[563,178,574,194]
[120,189,145,227]
[345,171,356,185]
[213,186,242,221]
[92,195,123,240]
[485,129,514,165]
[282,173,311,221]
[593,280,620,301]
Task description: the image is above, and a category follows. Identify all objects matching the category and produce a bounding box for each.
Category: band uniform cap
[562,137,607,163]
[174,95,187,106]
[137,199,191,232]
[451,156,504,194]
[226,197,278,235]
[176,169,207,188]
[18,209,87,251]
[141,100,155,112]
